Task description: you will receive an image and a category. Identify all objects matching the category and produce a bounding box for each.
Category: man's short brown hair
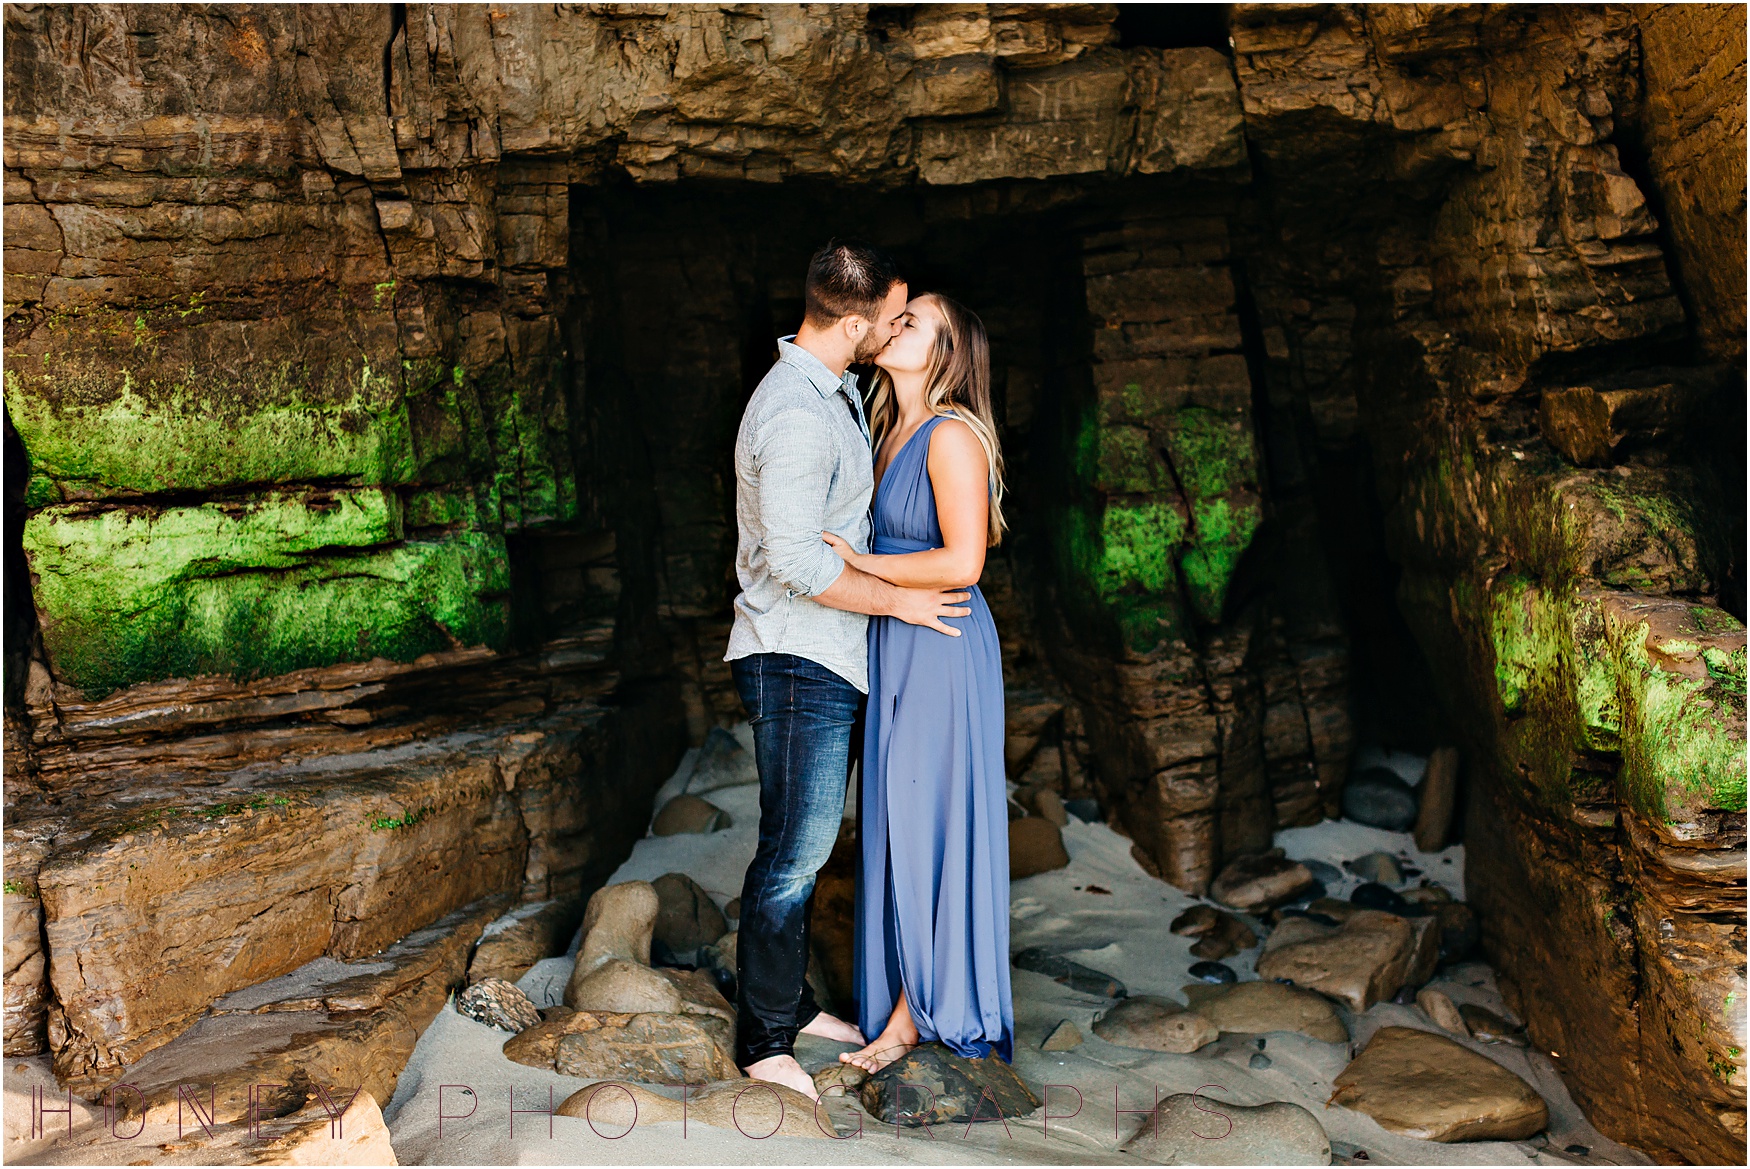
[803,238,903,328]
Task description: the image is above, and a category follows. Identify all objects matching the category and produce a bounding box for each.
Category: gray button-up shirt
[725,336,875,692]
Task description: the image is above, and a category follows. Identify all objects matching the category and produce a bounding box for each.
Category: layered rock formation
[2,3,1742,1162]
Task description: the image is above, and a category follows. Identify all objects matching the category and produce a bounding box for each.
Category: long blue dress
[854,411,1014,1064]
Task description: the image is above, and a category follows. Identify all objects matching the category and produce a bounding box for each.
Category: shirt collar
[777,335,859,398]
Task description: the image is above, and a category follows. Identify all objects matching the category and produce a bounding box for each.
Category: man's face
[851,281,909,363]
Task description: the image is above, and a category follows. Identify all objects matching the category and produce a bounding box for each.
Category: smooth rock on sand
[1041,1019,1083,1050]
[1091,995,1219,1054]
[1328,1025,1548,1142]
[1344,851,1404,886]
[1256,910,1427,1012]
[1170,903,1259,960]
[860,1042,1042,1126]
[653,793,732,835]
[559,1078,836,1139]
[1341,767,1419,831]
[1414,746,1460,851]
[1010,815,1071,877]
[1033,787,1070,827]
[1417,987,1471,1036]
[566,956,685,1013]
[1210,849,1318,912]
[1460,1004,1529,1046]
[456,977,544,1032]
[652,871,729,955]
[1182,979,1349,1044]
[576,880,659,970]
[1012,946,1127,998]
[1122,1093,1332,1164]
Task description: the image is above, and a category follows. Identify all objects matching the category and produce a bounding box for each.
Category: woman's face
[873,296,942,374]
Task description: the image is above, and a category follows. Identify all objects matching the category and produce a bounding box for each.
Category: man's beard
[852,329,891,363]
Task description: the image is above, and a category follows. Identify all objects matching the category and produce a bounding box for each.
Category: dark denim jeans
[729,651,865,1068]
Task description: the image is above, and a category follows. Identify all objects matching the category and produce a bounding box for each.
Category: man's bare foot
[742,1053,820,1101]
[837,1031,917,1074]
[799,1010,866,1045]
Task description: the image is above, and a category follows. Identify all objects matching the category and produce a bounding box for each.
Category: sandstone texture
[1329,1026,1549,1143]
[1122,1092,1331,1164]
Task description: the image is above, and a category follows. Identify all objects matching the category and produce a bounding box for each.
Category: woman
[821,292,1014,1071]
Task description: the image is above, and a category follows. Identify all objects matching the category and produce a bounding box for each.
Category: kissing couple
[723,239,1014,1100]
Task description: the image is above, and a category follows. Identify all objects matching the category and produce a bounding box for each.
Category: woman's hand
[822,531,861,568]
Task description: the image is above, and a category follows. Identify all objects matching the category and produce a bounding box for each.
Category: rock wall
[1,4,1743,1161]
[1229,5,1745,1160]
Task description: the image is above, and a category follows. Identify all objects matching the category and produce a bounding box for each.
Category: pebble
[1416,987,1471,1036]
[651,793,732,835]
[1249,1052,1273,1069]
[1341,767,1419,831]
[1300,859,1344,885]
[1351,882,1413,915]
[1092,996,1219,1053]
[456,978,544,1033]
[1344,852,1404,886]
[1188,960,1238,984]
[1010,816,1071,878]
[1064,797,1102,822]
[1210,850,1319,912]
[1460,1004,1529,1046]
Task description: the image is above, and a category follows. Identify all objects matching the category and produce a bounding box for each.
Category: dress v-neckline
[873,415,938,502]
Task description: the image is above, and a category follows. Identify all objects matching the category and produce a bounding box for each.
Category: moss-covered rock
[24,492,511,698]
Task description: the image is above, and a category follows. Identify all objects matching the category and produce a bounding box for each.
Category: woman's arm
[823,418,989,589]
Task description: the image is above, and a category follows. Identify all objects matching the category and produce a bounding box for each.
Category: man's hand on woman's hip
[888,585,971,637]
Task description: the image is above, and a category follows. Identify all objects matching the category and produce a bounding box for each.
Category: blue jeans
[729,651,865,1067]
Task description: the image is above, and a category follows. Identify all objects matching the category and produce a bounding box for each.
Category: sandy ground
[381,734,1651,1166]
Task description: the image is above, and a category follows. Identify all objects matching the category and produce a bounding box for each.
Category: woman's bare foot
[800,1010,866,1045]
[742,1053,820,1101]
[836,988,919,1073]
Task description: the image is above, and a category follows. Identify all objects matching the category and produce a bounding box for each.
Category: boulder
[556,1012,742,1084]
[1413,746,1460,851]
[1033,788,1071,827]
[1091,995,1218,1053]
[1010,816,1071,877]
[1182,979,1348,1043]
[1255,910,1421,1012]
[1210,850,1318,912]
[565,957,685,1014]
[1328,1026,1548,1142]
[684,726,760,794]
[1344,852,1404,886]
[651,872,728,957]
[576,880,659,972]
[1340,767,1418,831]
[1122,1092,1332,1164]
[652,793,731,835]
[860,1041,1042,1126]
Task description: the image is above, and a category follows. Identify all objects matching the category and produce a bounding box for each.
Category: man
[725,239,972,1099]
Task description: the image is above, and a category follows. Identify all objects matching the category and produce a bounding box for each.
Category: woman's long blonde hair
[864,293,1007,546]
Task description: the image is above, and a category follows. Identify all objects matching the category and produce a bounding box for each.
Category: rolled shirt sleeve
[751,407,850,597]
